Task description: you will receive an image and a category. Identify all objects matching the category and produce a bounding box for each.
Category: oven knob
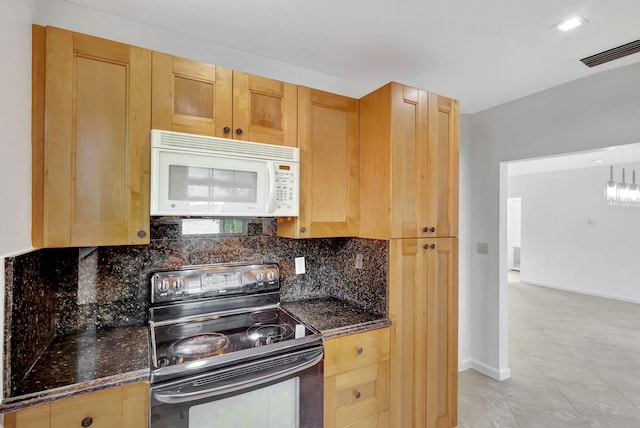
[172,278,184,290]
[255,272,264,282]
[267,271,275,282]
[157,279,170,293]
[158,357,170,367]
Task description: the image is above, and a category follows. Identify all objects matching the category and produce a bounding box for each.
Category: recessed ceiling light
[556,16,587,32]
[594,159,604,163]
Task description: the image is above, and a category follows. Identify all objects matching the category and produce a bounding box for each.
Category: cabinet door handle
[235,128,243,135]
[431,227,436,233]
[354,391,361,399]
[81,417,93,427]
[356,347,363,355]
[137,230,146,238]
[423,243,430,250]
[223,126,231,134]
[431,243,436,249]
[423,227,429,233]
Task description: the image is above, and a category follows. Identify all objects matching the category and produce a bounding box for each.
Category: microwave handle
[267,163,276,214]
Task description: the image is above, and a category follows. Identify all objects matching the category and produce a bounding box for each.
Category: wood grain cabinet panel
[4,382,149,428]
[358,83,459,239]
[152,53,296,146]
[389,238,458,428]
[324,328,390,428]
[32,26,151,248]
[277,87,358,238]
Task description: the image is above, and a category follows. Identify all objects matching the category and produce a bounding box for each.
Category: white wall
[457,115,472,369]
[465,61,640,379]
[509,164,640,303]
[0,0,38,406]
[32,0,367,99]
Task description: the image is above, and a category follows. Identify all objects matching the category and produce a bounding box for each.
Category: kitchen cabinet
[152,53,297,146]
[32,26,151,248]
[389,238,458,428]
[4,382,149,428]
[324,328,390,428]
[277,87,358,238]
[358,83,459,239]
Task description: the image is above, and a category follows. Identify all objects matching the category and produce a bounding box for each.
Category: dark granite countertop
[281,297,391,339]
[2,299,387,413]
[1,326,149,413]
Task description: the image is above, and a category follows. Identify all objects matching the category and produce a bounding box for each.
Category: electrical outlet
[295,257,306,274]
[355,253,364,269]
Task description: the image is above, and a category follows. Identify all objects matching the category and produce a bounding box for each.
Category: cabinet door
[389,84,428,239]
[4,403,50,428]
[424,94,459,238]
[50,387,122,428]
[278,88,357,238]
[232,71,297,146]
[122,382,149,428]
[389,238,458,428]
[38,27,151,247]
[151,52,233,137]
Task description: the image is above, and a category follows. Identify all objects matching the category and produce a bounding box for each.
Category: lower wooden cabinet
[324,328,390,428]
[389,238,458,428]
[4,382,149,428]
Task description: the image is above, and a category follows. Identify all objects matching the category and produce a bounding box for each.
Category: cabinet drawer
[324,328,389,377]
[335,364,378,408]
[51,387,122,428]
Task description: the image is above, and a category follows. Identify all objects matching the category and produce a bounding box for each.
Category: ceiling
[63,0,640,113]
[508,143,640,176]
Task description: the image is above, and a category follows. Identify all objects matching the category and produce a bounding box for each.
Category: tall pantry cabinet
[359,83,459,428]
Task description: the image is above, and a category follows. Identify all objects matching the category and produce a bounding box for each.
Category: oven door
[150,345,323,428]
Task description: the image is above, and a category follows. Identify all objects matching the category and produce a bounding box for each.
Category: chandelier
[605,166,640,206]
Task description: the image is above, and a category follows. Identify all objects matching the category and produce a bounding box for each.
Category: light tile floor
[458,272,640,428]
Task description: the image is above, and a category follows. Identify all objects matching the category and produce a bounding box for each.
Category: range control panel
[151,263,280,304]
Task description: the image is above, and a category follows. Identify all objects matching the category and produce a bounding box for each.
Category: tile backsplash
[4,218,388,396]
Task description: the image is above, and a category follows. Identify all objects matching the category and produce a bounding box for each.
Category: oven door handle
[153,349,323,404]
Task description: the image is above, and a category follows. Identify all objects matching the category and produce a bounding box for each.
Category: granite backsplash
[4,218,388,397]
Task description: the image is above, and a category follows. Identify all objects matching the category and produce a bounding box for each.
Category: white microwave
[150,129,299,217]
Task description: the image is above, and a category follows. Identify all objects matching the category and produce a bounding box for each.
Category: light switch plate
[295,257,306,274]
[477,242,489,255]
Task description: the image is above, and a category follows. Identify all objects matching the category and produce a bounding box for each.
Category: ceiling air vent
[580,40,640,67]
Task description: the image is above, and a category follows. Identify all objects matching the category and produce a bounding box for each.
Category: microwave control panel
[273,162,299,216]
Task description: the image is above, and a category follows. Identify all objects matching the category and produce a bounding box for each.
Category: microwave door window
[169,165,258,204]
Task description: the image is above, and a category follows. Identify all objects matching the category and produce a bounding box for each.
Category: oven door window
[189,377,299,428]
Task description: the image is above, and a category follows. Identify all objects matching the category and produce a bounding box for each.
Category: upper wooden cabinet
[277,88,358,238]
[152,53,297,146]
[358,83,459,239]
[388,238,458,428]
[32,26,151,248]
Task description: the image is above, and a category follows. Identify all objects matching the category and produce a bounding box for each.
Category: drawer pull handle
[81,417,93,427]
[356,347,363,355]
[354,391,361,399]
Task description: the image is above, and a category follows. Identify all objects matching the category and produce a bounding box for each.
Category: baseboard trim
[519,278,640,305]
[459,358,511,381]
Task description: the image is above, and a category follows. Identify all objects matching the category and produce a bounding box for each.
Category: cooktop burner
[170,333,229,357]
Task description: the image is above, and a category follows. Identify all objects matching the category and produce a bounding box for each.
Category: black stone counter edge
[0,369,150,414]
[320,318,392,340]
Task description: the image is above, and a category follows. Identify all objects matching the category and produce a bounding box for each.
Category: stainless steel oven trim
[152,346,323,404]
[149,303,278,328]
